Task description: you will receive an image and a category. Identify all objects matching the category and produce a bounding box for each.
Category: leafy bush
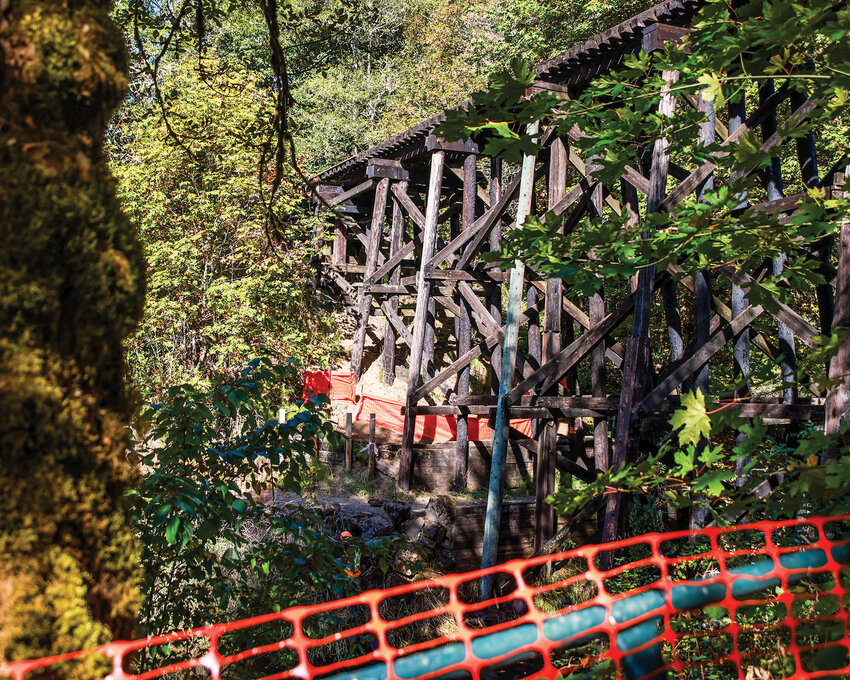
[129,358,399,674]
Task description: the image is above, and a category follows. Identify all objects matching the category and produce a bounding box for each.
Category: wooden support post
[535,135,566,553]
[728,94,753,488]
[694,93,715,397]
[345,412,353,470]
[455,153,476,491]
[382,185,406,385]
[398,151,445,492]
[825,164,850,457]
[760,81,796,405]
[729,96,751,399]
[528,176,543,411]
[424,297,436,370]
[585,155,609,531]
[332,218,347,266]
[481,122,539,597]
[792,87,833,336]
[657,134,683,372]
[351,178,390,379]
[603,70,677,548]
[691,92,715,530]
[368,413,377,478]
[489,157,503,395]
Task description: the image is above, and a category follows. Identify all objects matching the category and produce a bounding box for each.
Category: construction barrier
[303,372,357,404]
[356,394,533,443]
[3,515,850,679]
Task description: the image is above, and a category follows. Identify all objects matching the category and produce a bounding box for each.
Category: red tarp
[356,394,532,443]
[302,371,356,403]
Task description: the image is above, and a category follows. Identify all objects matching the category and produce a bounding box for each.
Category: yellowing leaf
[670,390,711,447]
[697,72,725,109]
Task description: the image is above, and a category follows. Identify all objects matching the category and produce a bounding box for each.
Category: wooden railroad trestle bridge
[311,0,850,560]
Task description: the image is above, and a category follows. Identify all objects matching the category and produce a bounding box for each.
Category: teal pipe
[480,120,539,599]
[322,543,850,680]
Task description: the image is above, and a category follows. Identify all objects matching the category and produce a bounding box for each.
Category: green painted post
[479,121,540,600]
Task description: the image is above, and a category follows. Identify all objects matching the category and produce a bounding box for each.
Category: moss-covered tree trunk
[0,0,145,672]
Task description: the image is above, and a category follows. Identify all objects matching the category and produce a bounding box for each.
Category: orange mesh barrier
[3,515,850,680]
[356,394,533,443]
[303,372,357,403]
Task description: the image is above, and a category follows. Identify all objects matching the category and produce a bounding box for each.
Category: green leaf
[165,515,180,545]
[670,390,711,447]
[696,72,725,109]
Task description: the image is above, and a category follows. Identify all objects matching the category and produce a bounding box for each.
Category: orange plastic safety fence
[3,515,850,680]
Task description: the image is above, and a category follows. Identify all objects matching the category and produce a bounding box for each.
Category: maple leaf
[670,389,711,447]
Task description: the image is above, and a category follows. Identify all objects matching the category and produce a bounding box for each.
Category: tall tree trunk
[0,1,145,673]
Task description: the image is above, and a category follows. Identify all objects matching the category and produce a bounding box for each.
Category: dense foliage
[110,56,338,398]
[439,0,850,525]
[130,358,404,676]
[0,0,145,671]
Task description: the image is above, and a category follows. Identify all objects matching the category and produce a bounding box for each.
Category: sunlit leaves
[110,59,339,399]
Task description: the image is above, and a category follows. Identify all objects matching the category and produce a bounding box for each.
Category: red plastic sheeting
[356,393,533,442]
[302,371,357,404]
[5,516,850,680]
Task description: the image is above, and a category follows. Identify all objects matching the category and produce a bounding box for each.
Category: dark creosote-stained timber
[311,0,848,569]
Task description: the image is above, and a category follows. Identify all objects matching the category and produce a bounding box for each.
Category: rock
[425,495,455,525]
[404,516,425,539]
[349,510,395,538]
[368,499,412,529]
[420,521,447,547]
[271,492,397,538]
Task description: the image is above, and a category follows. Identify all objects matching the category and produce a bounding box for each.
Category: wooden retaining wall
[452,499,565,572]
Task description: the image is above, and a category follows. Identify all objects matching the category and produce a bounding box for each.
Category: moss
[0,0,144,671]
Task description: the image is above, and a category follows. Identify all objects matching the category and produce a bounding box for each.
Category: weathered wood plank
[717,266,818,346]
[332,218,347,266]
[330,179,375,205]
[350,178,389,378]
[658,93,813,213]
[605,70,678,548]
[411,298,545,402]
[390,183,426,228]
[411,399,826,421]
[529,279,625,367]
[455,153,476,491]
[537,134,567,552]
[366,241,416,286]
[825,165,850,455]
[367,158,409,181]
[792,88,833,337]
[426,170,523,270]
[383,187,406,385]
[489,158,504,395]
[399,152,446,491]
[504,274,670,405]
[638,305,765,414]
[345,412,353,470]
